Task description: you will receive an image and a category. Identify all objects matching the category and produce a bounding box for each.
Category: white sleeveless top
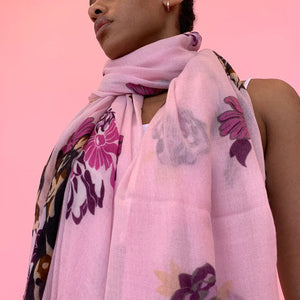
[142,78,252,133]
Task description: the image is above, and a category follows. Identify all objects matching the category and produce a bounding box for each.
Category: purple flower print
[229,139,252,167]
[126,83,167,96]
[218,96,250,140]
[183,32,202,47]
[117,135,124,157]
[97,108,116,132]
[31,229,45,264]
[84,118,119,171]
[171,263,217,300]
[217,96,252,167]
[62,117,95,154]
[65,108,123,224]
[66,153,105,225]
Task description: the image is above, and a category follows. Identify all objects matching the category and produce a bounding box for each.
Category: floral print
[66,152,105,224]
[83,108,121,188]
[24,120,93,299]
[62,117,95,154]
[217,96,252,167]
[152,109,210,166]
[126,83,167,96]
[155,261,241,300]
[171,263,217,300]
[65,108,123,224]
[84,115,119,171]
[24,110,123,298]
[218,97,250,140]
[213,51,244,90]
[155,260,182,297]
[183,32,202,47]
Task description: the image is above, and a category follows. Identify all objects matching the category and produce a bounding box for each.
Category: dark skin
[89,0,300,298]
[248,79,300,300]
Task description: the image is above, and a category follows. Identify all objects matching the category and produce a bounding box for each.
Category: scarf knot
[88,31,202,101]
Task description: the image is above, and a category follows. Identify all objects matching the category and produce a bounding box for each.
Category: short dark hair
[179,0,195,33]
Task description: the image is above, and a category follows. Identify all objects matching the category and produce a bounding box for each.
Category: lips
[94,17,112,36]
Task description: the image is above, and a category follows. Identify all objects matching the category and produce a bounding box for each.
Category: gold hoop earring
[167,1,170,12]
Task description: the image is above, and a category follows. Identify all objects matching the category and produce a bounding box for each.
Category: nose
[88,1,105,22]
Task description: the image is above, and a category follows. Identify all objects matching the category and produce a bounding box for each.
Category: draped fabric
[24,32,279,299]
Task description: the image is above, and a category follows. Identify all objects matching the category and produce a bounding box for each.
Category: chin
[100,41,135,60]
[99,30,147,60]
[98,39,121,60]
[102,47,126,60]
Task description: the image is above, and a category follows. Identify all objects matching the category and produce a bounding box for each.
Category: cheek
[116,13,163,42]
[99,28,137,59]
[116,0,162,28]
[99,4,165,59]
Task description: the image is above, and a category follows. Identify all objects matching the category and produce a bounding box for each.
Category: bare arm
[248,79,300,299]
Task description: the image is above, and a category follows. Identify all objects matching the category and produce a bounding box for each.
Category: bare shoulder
[246,77,300,196]
[247,78,300,120]
[246,78,300,299]
[245,78,300,152]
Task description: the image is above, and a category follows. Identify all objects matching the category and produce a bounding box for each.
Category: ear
[163,0,184,9]
[171,0,184,5]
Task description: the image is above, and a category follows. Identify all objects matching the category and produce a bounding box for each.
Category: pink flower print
[218,96,250,140]
[217,96,252,167]
[62,117,95,154]
[84,119,119,171]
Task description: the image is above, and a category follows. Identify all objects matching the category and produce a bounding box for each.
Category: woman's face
[88,0,181,59]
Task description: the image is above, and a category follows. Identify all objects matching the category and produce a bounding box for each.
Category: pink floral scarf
[24,32,279,299]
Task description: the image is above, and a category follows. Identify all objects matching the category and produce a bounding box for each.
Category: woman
[24,0,300,299]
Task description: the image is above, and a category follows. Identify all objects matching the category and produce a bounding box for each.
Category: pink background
[1,0,298,298]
